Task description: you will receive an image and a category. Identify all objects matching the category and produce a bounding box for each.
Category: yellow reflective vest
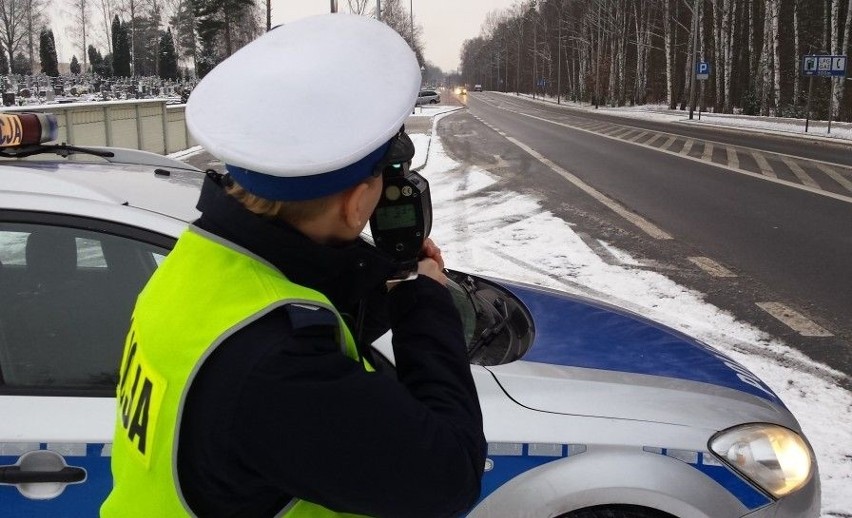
[101,226,369,517]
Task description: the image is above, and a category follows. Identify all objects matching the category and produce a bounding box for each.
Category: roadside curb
[410,106,464,172]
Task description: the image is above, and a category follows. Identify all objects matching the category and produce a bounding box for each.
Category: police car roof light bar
[0,112,59,148]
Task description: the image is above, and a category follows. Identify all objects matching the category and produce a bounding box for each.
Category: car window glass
[0,223,169,394]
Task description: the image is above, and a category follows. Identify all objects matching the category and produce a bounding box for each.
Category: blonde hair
[225,180,340,225]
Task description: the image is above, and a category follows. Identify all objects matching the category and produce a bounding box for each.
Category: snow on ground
[409,111,852,515]
[504,92,852,143]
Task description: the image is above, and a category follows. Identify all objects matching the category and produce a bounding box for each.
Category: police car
[0,113,819,517]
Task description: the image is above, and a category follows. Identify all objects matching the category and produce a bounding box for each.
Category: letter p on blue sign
[696,62,710,80]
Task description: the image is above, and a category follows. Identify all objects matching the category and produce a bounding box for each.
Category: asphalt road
[442,91,852,379]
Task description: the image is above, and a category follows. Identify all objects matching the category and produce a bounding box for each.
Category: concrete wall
[0,99,195,155]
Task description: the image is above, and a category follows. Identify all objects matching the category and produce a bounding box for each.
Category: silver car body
[0,148,819,517]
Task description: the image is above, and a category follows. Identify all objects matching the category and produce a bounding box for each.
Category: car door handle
[0,465,86,484]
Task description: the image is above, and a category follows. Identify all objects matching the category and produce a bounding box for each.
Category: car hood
[485,280,796,430]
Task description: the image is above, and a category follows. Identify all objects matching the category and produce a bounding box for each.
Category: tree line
[0,0,447,86]
[0,0,262,80]
[460,0,852,121]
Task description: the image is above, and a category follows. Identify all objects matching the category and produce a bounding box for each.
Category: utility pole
[376,0,381,21]
[410,0,414,46]
[331,0,337,13]
[516,19,521,95]
[556,1,562,104]
[687,0,699,120]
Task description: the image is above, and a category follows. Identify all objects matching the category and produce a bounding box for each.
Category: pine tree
[38,28,59,77]
[158,28,179,80]
[111,16,132,77]
[11,53,29,75]
[70,55,81,74]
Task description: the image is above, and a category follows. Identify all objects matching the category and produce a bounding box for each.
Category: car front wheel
[559,505,674,518]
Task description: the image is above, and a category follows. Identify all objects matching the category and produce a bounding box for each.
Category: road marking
[781,157,820,189]
[499,133,673,240]
[629,131,649,143]
[500,109,852,205]
[688,256,736,277]
[681,139,694,156]
[660,136,677,151]
[815,163,852,193]
[609,127,633,138]
[756,302,833,337]
[588,123,610,131]
[750,151,777,177]
[701,142,714,161]
[644,134,662,147]
[726,146,740,169]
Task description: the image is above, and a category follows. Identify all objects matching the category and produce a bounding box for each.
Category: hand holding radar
[368,129,433,281]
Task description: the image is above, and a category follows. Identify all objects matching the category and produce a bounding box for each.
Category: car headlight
[710,423,813,498]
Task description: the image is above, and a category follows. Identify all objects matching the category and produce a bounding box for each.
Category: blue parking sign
[696,62,710,80]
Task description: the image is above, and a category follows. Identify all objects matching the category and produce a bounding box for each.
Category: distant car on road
[415,89,440,105]
[473,84,483,92]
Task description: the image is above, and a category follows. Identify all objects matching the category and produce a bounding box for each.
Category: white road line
[781,157,821,189]
[681,139,694,156]
[500,133,673,240]
[687,256,737,277]
[588,123,610,132]
[629,131,649,143]
[505,110,852,204]
[599,126,621,135]
[726,146,740,169]
[701,142,714,162]
[644,134,662,147]
[660,136,677,151]
[609,127,633,138]
[815,163,852,193]
[756,302,833,337]
[751,151,777,178]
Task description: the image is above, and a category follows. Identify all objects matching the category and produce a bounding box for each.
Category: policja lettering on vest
[116,327,166,462]
[102,12,486,518]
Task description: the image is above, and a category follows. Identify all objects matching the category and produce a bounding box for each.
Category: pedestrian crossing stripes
[488,107,852,204]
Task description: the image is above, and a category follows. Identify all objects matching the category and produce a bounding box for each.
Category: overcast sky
[271,1,519,72]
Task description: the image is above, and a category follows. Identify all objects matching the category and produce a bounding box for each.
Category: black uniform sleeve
[179,277,486,518]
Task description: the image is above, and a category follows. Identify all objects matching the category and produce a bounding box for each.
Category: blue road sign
[695,62,711,80]
[802,55,847,77]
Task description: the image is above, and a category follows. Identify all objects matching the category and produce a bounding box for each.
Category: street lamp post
[410,0,414,45]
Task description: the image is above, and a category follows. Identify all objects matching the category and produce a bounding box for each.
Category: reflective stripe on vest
[101,226,370,517]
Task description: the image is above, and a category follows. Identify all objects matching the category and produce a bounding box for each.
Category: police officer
[101,13,486,518]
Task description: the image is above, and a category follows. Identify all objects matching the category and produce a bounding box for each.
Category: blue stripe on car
[0,443,111,517]
[478,443,578,503]
[502,282,780,403]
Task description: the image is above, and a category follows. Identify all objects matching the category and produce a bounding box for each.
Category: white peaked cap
[186,14,420,195]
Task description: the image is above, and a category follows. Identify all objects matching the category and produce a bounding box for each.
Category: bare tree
[347,0,370,15]
[0,0,28,70]
[24,0,48,73]
[66,0,90,71]
[95,0,118,53]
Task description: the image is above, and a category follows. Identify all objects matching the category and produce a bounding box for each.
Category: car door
[0,211,173,517]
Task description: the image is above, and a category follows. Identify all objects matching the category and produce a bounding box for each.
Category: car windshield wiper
[0,144,115,160]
